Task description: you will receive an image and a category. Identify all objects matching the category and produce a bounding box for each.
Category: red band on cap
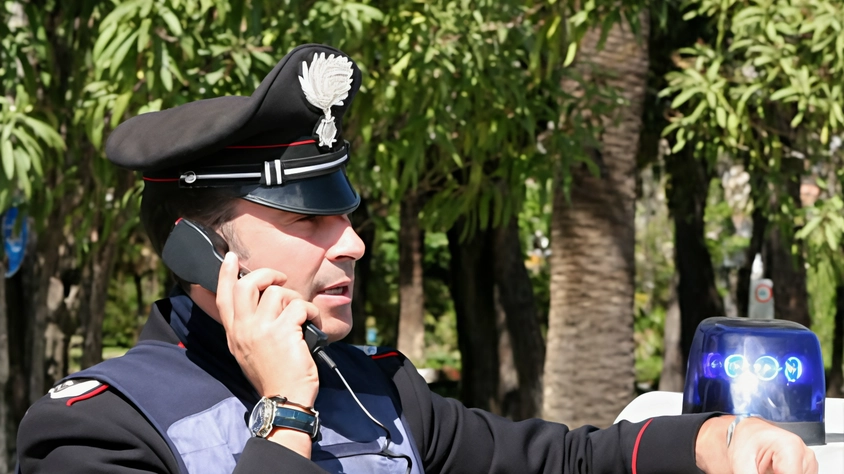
[226,139,316,149]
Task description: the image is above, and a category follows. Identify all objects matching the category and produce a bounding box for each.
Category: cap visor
[238,168,360,215]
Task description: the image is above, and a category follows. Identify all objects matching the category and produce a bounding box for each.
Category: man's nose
[328,217,365,261]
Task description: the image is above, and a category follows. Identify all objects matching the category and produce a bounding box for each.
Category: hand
[215,252,321,407]
[696,416,818,474]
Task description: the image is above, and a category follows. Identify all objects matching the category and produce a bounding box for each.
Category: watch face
[249,398,270,436]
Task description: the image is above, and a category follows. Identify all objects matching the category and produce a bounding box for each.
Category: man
[17,44,816,474]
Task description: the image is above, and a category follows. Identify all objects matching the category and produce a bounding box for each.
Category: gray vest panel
[70,341,424,474]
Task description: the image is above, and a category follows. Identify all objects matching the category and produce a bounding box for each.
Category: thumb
[215,252,240,329]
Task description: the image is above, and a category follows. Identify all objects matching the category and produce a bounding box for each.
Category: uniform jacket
[17,294,714,473]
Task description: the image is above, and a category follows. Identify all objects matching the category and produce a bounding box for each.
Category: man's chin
[319,310,354,343]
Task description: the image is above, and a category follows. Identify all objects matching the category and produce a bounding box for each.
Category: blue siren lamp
[682,317,826,445]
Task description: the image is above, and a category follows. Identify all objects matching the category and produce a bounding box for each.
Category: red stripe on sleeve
[371,351,400,360]
[66,384,109,407]
[632,418,654,474]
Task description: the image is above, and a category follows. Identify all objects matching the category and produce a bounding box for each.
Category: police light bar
[682,317,826,445]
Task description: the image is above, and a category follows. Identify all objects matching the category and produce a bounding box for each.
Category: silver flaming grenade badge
[298,52,354,148]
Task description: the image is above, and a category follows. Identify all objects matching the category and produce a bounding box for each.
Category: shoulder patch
[352,345,379,356]
[352,345,402,359]
[49,379,108,405]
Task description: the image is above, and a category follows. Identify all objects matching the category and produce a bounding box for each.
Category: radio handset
[161,218,328,355]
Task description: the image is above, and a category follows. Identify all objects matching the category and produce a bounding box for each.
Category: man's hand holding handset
[216,252,321,458]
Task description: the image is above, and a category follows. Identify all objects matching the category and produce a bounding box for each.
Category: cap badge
[298,52,354,148]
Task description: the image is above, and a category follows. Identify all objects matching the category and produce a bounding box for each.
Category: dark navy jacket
[18,295,714,473]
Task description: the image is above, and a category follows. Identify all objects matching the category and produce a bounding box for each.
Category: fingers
[730,446,763,474]
[212,253,320,405]
[770,445,816,474]
[803,449,818,474]
[216,252,240,329]
[254,285,304,324]
[277,299,321,329]
[217,253,289,330]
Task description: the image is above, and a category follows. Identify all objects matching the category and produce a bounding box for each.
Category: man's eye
[297,215,318,222]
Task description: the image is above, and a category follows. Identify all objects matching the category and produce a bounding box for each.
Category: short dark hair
[140,184,242,259]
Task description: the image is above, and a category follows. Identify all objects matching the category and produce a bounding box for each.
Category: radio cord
[315,349,413,474]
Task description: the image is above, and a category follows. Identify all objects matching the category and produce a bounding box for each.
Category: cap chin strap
[261,150,349,186]
[176,142,349,188]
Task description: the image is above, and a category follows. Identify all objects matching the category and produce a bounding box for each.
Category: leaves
[659,0,844,285]
[662,0,843,168]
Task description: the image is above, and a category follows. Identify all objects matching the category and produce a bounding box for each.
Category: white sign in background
[748,278,774,319]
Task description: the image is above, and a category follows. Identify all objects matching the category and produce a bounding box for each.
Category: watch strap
[271,405,320,439]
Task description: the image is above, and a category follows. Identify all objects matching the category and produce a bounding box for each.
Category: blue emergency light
[682,317,826,445]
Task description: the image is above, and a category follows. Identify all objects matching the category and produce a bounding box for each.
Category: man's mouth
[321,286,347,296]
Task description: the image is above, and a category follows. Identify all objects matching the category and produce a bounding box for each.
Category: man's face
[228,199,365,341]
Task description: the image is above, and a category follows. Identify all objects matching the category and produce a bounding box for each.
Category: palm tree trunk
[542,11,649,428]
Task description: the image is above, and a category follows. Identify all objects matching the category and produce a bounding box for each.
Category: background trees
[1,0,843,470]
[659,0,844,391]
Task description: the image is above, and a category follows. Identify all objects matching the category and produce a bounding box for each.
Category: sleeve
[17,386,178,473]
[233,439,329,474]
[387,354,717,474]
[17,384,329,474]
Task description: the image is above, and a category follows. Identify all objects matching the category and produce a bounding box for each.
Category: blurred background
[1,0,843,471]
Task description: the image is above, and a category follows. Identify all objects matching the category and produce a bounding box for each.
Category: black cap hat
[106,43,361,215]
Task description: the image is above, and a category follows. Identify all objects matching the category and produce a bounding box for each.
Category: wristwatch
[249,396,320,439]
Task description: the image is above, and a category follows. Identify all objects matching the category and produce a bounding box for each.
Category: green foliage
[365,208,400,346]
[806,258,837,369]
[423,312,461,371]
[703,176,749,271]
[797,174,844,279]
[659,0,843,373]
[660,0,844,197]
[0,89,64,210]
[633,167,675,388]
[353,0,564,237]
[103,274,144,348]
[634,305,665,387]
[1,0,685,390]
[3,0,643,261]
[0,4,65,214]
[797,172,844,369]
[519,177,552,327]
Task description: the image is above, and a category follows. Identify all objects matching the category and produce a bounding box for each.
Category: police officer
[17,44,817,474]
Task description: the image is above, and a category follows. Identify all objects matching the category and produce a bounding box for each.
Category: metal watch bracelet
[726,414,752,448]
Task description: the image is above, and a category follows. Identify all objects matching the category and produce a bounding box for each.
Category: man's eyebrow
[276,213,319,224]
